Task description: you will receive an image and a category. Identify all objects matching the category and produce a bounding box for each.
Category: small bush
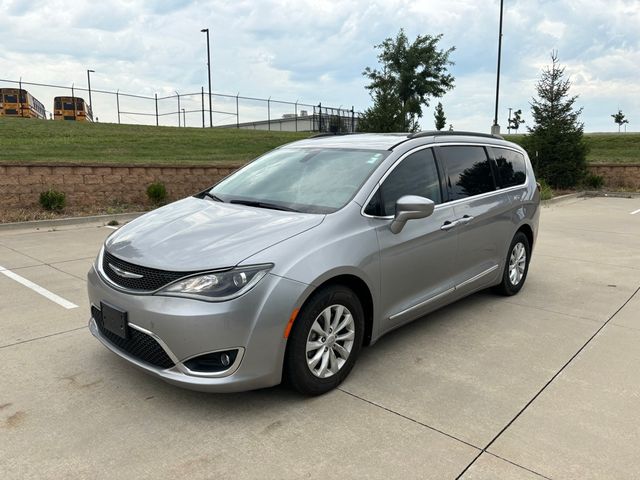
[39,189,66,212]
[146,182,167,205]
[584,173,604,190]
[538,178,554,201]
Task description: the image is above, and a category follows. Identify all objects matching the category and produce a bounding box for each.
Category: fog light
[221,353,231,367]
[184,349,238,373]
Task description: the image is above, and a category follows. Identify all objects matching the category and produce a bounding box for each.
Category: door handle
[457,215,474,225]
[440,220,459,231]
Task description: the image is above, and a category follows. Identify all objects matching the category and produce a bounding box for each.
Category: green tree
[434,102,446,130]
[357,74,406,132]
[360,29,455,132]
[522,52,588,188]
[611,110,629,133]
[508,109,525,133]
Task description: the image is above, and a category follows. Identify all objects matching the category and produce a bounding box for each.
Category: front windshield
[210,148,389,213]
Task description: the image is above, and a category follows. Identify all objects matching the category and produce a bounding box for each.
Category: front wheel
[494,231,531,296]
[284,285,364,396]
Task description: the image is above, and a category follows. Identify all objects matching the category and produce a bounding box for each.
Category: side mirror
[390,195,435,234]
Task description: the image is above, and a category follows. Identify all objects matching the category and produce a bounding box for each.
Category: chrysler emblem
[108,263,143,279]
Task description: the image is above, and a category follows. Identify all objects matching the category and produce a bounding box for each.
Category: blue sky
[1,0,638,132]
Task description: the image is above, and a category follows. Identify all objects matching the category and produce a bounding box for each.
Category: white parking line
[631,208,640,215]
[104,226,119,230]
[0,265,79,310]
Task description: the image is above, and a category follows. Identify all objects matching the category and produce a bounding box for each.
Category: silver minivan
[88,131,540,395]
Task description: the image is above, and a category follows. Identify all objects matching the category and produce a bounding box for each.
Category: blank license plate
[101,302,129,339]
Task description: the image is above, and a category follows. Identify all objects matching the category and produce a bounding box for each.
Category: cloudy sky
[1,0,638,132]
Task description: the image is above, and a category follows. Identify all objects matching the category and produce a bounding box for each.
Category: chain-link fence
[0,78,361,132]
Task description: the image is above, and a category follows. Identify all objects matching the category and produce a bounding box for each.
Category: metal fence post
[318,103,322,132]
[236,92,240,128]
[155,93,158,126]
[201,87,205,128]
[72,83,76,121]
[116,89,121,124]
[295,101,298,132]
[176,91,181,127]
[19,77,23,117]
[351,106,355,133]
[267,97,271,131]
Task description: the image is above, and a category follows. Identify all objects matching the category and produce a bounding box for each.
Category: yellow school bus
[53,96,94,122]
[0,88,46,119]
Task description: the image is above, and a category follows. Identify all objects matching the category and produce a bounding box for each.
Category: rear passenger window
[365,148,441,216]
[438,146,495,200]
[491,148,527,187]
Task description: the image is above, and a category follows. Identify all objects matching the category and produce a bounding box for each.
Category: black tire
[284,285,364,396]
[494,231,531,296]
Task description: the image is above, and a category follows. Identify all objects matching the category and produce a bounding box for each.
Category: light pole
[87,69,95,120]
[201,28,212,128]
[507,107,512,134]
[492,0,504,135]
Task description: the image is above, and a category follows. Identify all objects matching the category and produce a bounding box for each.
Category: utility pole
[87,69,95,120]
[201,28,213,128]
[508,107,512,134]
[492,0,504,135]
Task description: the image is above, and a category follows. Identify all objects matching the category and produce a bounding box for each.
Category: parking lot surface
[1,196,639,479]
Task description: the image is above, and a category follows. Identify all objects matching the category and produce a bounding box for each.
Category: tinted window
[63,102,74,110]
[367,148,442,216]
[439,146,495,200]
[491,148,527,187]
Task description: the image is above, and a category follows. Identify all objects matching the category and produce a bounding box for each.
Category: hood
[105,197,324,271]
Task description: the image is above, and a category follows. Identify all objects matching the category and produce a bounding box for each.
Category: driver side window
[365,148,442,216]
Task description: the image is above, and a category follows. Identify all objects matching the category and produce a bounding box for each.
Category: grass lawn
[0,117,310,165]
[504,132,640,164]
[1,117,638,165]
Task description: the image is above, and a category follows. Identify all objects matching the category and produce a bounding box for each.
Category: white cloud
[536,20,567,40]
[0,0,638,131]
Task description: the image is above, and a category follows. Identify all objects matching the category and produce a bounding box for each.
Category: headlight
[156,264,272,302]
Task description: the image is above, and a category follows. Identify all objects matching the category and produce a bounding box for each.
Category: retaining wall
[0,162,638,211]
[0,164,244,209]
[587,164,640,189]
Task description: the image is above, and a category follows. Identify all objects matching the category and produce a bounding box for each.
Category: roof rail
[408,130,504,140]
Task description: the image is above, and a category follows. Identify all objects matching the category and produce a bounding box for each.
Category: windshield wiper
[230,199,300,212]
[203,192,225,202]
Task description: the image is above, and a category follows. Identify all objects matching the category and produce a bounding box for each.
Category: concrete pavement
[1,196,639,479]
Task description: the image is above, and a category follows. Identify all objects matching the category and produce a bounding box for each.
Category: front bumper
[87,265,307,393]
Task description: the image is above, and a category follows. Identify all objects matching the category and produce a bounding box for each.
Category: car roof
[285,131,513,151]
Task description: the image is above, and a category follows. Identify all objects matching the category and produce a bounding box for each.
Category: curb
[580,190,640,199]
[542,192,582,205]
[0,212,144,231]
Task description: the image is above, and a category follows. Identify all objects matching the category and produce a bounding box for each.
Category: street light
[201,28,212,128]
[492,0,504,135]
[87,69,95,120]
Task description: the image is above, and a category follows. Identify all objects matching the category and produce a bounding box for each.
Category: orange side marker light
[283,308,300,339]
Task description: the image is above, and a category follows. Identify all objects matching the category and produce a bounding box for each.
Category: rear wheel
[494,231,531,296]
[284,285,364,396]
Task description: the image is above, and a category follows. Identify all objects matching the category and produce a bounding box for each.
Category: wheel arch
[516,222,534,250]
[295,273,375,347]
